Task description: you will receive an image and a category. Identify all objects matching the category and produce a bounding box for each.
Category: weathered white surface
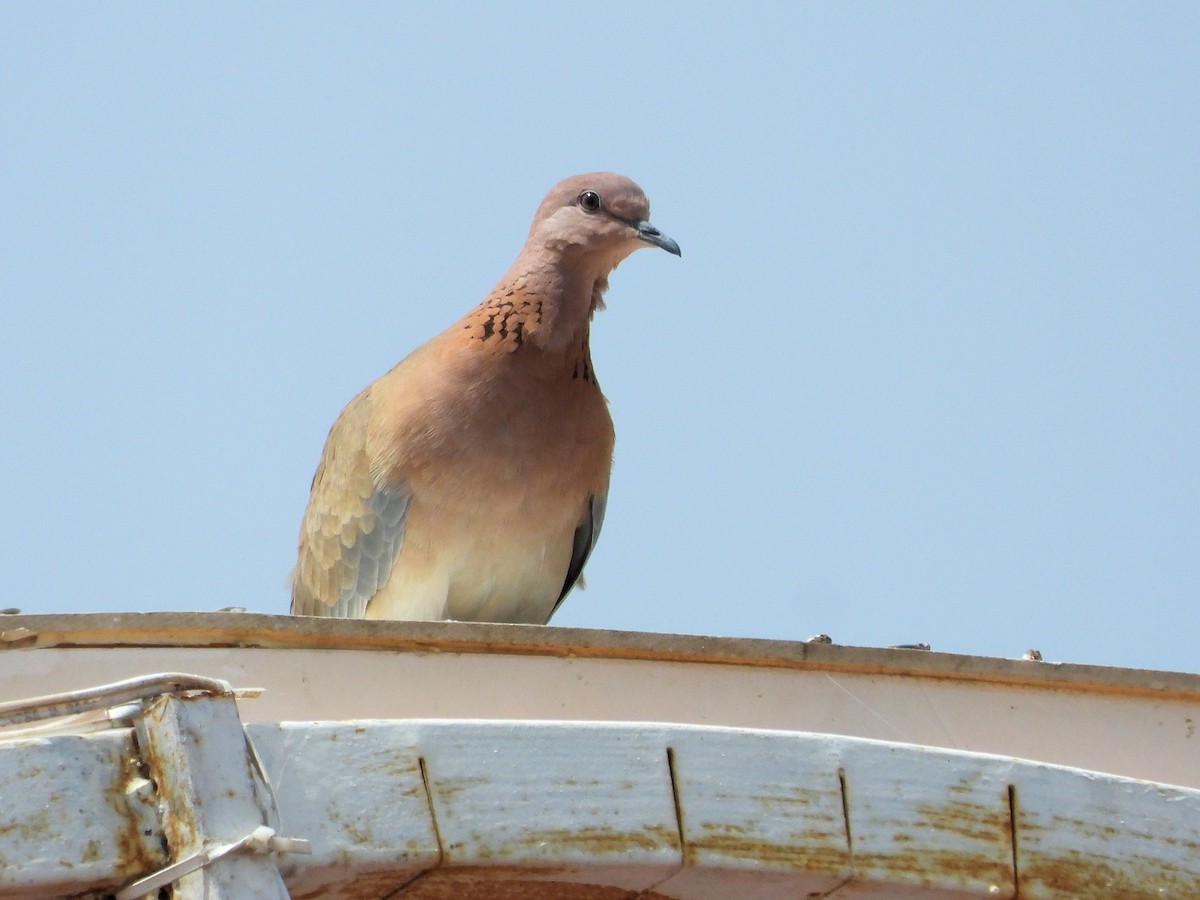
[255,721,682,897]
[832,741,1015,898]
[248,721,1200,900]
[0,730,163,898]
[250,723,438,899]
[2,717,1199,898]
[414,721,682,896]
[653,727,850,899]
[1012,761,1200,897]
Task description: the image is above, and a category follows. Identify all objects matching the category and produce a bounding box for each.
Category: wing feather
[290,391,410,618]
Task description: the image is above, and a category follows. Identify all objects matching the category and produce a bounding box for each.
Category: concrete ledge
[3,611,1198,700]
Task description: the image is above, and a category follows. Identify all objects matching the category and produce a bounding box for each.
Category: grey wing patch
[291,483,410,618]
[335,485,410,617]
[551,494,607,619]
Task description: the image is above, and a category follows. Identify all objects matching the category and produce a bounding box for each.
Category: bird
[290,173,680,623]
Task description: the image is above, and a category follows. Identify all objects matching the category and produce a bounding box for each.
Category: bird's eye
[578,190,602,212]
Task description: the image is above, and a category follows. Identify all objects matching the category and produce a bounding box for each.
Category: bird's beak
[635,220,682,257]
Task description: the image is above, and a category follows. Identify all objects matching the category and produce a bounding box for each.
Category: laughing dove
[290,173,680,623]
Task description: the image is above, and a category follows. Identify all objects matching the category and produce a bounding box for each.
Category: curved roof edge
[2,708,1198,898]
[3,611,1198,701]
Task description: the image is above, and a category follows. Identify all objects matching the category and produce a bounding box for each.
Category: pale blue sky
[2,4,1197,672]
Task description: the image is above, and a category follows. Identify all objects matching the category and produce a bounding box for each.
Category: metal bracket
[115,825,311,899]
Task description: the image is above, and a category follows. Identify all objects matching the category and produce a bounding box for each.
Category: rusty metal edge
[2,612,1198,702]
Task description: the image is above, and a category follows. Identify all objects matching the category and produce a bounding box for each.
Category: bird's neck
[471,252,610,360]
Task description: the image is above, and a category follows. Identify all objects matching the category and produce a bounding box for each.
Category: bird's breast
[368,339,613,592]
[363,343,613,622]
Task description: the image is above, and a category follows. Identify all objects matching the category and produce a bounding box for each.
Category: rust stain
[456,823,680,860]
[428,774,491,804]
[690,825,849,871]
[138,699,199,858]
[530,824,678,855]
[396,780,427,800]
[107,746,167,877]
[0,804,52,843]
[909,796,1012,846]
[746,785,830,810]
[1021,810,1142,844]
[1156,832,1200,852]
[80,838,103,862]
[855,784,1015,888]
[363,755,424,783]
[855,847,1011,886]
[325,808,386,848]
[0,754,55,843]
[1022,849,1200,898]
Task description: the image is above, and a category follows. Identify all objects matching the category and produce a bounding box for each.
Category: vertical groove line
[665,747,688,864]
[418,757,445,862]
[838,768,853,861]
[380,758,444,899]
[1008,783,1021,898]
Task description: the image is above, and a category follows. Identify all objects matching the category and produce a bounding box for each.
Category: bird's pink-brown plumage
[291,173,679,622]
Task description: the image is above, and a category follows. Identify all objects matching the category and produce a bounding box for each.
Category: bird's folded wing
[291,392,410,618]
[552,493,607,616]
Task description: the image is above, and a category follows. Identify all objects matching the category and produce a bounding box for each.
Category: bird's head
[528,173,681,277]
